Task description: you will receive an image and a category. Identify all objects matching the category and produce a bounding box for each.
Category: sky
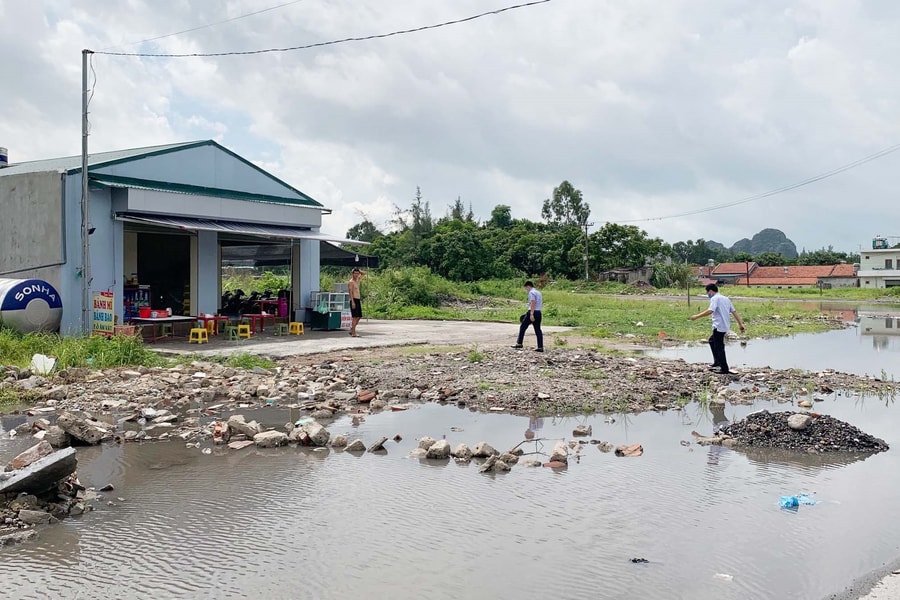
[2,0,898,254]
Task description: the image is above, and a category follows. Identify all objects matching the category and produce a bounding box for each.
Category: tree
[487,205,513,229]
[346,219,383,243]
[541,181,590,229]
[590,223,667,272]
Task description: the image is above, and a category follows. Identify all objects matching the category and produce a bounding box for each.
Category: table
[131,316,197,342]
[242,313,277,334]
[258,299,281,316]
[197,315,231,335]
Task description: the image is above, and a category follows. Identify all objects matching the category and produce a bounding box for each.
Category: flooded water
[648,303,900,379]
[2,391,900,600]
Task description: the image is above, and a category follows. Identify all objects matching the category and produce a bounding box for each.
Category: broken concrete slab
[0,447,77,495]
[56,412,108,445]
[7,441,55,471]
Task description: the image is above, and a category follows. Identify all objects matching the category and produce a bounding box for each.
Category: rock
[69,502,86,516]
[254,431,288,448]
[521,459,543,467]
[472,442,498,458]
[358,391,376,403]
[346,439,366,452]
[0,448,78,495]
[409,448,427,458]
[369,399,387,410]
[227,415,262,438]
[787,414,812,431]
[573,425,592,437]
[17,509,54,525]
[99,484,115,492]
[425,440,451,459]
[368,436,389,453]
[549,442,569,464]
[498,452,519,465]
[451,444,472,460]
[331,434,348,448]
[8,441,54,471]
[311,409,334,420]
[297,422,331,447]
[479,456,497,473]
[418,436,437,450]
[0,530,37,546]
[797,399,813,409]
[615,444,644,457]
[56,412,107,445]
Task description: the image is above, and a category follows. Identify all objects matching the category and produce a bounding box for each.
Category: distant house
[858,238,900,288]
[734,264,858,288]
[711,262,758,284]
[599,266,654,285]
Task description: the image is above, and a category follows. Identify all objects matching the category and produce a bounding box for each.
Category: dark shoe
[512,344,523,349]
[718,369,734,375]
[534,348,544,353]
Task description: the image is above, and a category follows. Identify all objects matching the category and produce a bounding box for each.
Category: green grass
[0,328,164,370]
[221,353,276,370]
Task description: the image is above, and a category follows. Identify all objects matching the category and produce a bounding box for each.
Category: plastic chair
[224,326,239,341]
[238,324,251,339]
[274,322,289,336]
[189,328,209,344]
[289,322,304,335]
[205,320,217,336]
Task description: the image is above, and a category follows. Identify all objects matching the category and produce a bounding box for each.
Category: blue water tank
[0,278,63,333]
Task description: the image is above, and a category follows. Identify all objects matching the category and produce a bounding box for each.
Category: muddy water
[2,392,900,600]
[648,304,900,378]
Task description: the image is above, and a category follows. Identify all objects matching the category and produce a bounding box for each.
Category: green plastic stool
[274,322,289,336]
[159,323,173,338]
[225,325,239,341]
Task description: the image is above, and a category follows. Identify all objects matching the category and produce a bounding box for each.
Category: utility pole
[81,49,93,335]
[583,221,594,280]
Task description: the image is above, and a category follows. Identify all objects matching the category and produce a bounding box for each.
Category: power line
[93,0,554,58]
[98,0,309,52]
[617,142,900,223]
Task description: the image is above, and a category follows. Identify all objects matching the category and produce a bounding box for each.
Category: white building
[0,140,363,334]
[858,237,900,289]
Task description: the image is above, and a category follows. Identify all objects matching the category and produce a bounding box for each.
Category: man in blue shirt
[690,283,745,374]
[513,280,544,352]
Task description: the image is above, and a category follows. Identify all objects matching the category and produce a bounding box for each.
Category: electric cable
[98,0,308,52]
[93,0,554,57]
[617,142,900,223]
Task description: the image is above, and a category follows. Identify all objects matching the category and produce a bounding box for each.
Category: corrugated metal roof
[0,141,198,176]
[115,212,367,245]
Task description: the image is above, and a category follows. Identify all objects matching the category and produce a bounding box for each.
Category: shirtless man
[348,267,364,337]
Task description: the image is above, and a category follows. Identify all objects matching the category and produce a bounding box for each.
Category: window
[887,319,894,329]
[887,259,894,270]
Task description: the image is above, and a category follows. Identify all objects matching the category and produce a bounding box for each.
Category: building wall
[858,249,900,288]
[0,171,65,285]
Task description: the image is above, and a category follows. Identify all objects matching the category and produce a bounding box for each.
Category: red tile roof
[827,263,857,277]
[712,262,758,275]
[734,264,858,286]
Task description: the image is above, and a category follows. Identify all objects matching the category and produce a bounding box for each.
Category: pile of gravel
[720,410,889,454]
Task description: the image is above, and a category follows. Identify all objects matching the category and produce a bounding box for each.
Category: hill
[710,228,798,259]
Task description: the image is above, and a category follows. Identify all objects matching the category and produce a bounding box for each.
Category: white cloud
[2,0,900,253]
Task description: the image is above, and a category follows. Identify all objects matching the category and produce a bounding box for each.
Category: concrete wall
[0,171,65,285]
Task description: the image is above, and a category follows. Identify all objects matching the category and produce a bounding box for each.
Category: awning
[115,212,367,245]
[222,242,379,269]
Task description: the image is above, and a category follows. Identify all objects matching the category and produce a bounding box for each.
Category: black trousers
[708,329,728,371]
[517,311,543,349]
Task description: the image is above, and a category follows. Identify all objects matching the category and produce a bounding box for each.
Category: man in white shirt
[513,280,544,352]
[690,283,745,374]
